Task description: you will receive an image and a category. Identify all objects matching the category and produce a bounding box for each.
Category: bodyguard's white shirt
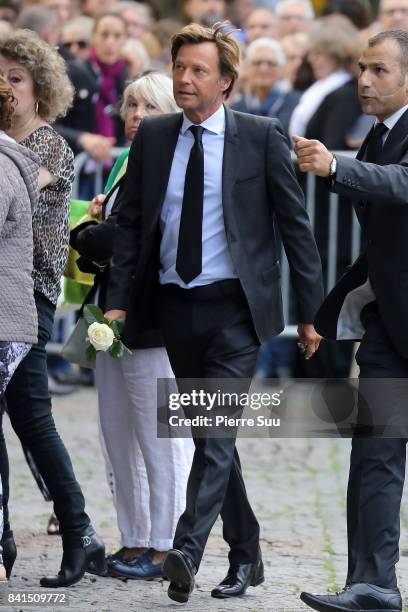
[379,102,408,142]
[159,104,237,288]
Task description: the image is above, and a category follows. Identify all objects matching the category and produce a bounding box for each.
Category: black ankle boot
[40,528,105,588]
[1,530,17,579]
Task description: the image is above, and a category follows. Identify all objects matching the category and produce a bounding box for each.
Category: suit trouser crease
[158,286,261,568]
[346,304,408,589]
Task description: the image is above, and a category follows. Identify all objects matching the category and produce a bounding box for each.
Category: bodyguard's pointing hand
[292,135,334,177]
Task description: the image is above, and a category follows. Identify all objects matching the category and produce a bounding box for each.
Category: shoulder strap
[78,278,100,316]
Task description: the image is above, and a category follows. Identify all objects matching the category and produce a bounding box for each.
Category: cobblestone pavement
[2,387,408,612]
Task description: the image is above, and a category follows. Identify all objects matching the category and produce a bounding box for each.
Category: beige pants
[95,348,193,550]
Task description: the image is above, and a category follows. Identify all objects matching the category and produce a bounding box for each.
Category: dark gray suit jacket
[107,106,323,348]
[315,108,408,358]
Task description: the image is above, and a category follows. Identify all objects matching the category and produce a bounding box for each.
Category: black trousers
[157,281,260,569]
[1,291,90,538]
[347,302,408,589]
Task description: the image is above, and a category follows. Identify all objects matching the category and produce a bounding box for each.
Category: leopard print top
[21,126,74,305]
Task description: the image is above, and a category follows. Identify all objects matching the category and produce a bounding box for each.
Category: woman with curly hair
[0,75,38,583]
[0,29,105,587]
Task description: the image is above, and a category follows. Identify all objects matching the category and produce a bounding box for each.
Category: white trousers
[95,348,193,550]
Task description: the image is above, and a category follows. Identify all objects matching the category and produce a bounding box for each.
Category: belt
[160,279,242,301]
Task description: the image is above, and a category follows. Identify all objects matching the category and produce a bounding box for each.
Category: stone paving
[2,387,408,612]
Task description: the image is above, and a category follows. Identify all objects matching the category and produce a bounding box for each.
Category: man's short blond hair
[171,22,240,98]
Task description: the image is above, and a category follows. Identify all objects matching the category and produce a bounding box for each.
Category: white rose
[88,322,115,351]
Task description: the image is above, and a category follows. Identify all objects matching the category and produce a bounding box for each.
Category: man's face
[358,39,408,121]
[279,2,311,37]
[246,9,279,44]
[122,7,147,40]
[247,45,282,90]
[184,0,226,25]
[173,42,230,121]
[41,0,72,26]
[380,0,408,31]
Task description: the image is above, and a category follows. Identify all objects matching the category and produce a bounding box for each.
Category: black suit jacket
[305,79,362,149]
[55,58,127,155]
[106,106,323,347]
[315,108,408,358]
[70,177,163,349]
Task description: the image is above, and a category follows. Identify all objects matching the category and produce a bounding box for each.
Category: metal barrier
[279,150,357,337]
[55,149,360,348]
[72,147,127,199]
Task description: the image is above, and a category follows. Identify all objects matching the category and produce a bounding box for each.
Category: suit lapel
[356,123,374,161]
[357,108,408,163]
[379,108,408,164]
[222,107,240,227]
[144,113,183,234]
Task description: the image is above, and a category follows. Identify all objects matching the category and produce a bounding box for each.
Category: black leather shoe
[87,547,127,577]
[1,530,17,579]
[40,529,106,588]
[163,549,196,603]
[211,557,264,599]
[300,583,402,611]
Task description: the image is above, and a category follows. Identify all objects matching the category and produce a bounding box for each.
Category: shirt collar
[181,103,225,136]
[379,102,408,132]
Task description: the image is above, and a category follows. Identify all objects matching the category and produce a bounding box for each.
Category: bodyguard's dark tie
[176,125,204,284]
[364,122,388,163]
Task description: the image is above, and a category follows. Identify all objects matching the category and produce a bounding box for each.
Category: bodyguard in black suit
[105,22,323,603]
[294,30,408,612]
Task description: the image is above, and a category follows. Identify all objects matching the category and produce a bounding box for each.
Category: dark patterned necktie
[176,125,204,284]
[364,122,388,163]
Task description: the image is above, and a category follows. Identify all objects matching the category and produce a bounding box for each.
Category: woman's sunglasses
[63,40,89,51]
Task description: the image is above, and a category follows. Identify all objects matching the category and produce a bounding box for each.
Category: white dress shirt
[159,104,237,288]
[379,101,408,143]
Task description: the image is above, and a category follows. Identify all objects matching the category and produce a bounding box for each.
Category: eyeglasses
[381,7,408,15]
[63,40,89,51]
[251,60,279,68]
[280,14,308,21]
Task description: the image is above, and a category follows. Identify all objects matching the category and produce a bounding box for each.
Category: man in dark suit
[294,29,408,612]
[105,22,323,603]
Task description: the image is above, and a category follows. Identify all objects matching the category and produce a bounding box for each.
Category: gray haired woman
[0,76,38,581]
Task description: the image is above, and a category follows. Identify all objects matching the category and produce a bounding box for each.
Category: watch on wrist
[329,155,337,178]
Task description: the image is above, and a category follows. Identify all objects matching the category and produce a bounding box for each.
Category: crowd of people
[0,0,403,387]
[1,0,408,610]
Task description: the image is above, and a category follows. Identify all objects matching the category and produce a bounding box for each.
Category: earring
[35,101,39,114]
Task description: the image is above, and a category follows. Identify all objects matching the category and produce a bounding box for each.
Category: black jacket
[70,177,163,350]
[55,58,127,155]
[106,107,323,348]
[305,79,362,149]
[315,108,408,359]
